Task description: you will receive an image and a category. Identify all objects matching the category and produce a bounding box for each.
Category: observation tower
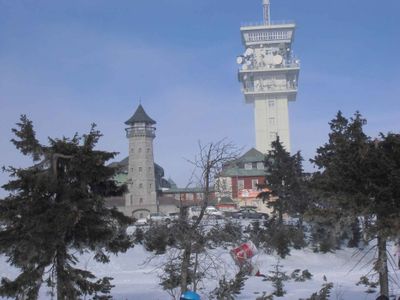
[237,0,300,153]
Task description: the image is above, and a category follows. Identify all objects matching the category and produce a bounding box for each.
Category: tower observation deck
[237,0,300,153]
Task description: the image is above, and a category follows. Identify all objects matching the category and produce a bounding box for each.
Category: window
[130,195,133,206]
[237,179,244,191]
[244,163,252,170]
[252,179,259,190]
[269,117,276,126]
[149,183,152,189]
[257,162,264,170]
[146,148,150,153]
[139,183,143,188]
[139,213,143,218]
[130,147,134,153]
[138,148,142,153]
[196,193,203,200]
[186,193,194,201]
[268,100,275,108]
[139,167,142,172]
[220,179,227,191]
[269,132,277,141]
[139,198,143,204]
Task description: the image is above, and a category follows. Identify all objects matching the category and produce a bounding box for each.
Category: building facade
[216,148,270,212]
[237,0,300,153]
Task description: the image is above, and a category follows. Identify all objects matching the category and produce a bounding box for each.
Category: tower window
[146,148,150,153]
[268,100,275,108]
[269,117,276,126]
[139,167,142,172]
[139,198,143,204]
[138,148,142,153]
[130,195,133,206]
[149,183,152,189]
[269,132,277,141]
[139,183,143,188]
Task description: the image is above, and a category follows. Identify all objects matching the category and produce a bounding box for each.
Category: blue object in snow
[180,290,200,300]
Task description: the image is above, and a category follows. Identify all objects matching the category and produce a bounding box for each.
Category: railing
[239,62,300,72]
[242,85,297,93]
[125,127,155,138]
[241,20,295,27]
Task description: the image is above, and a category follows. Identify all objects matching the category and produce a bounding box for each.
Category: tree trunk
[56,248,67,300]
[193,252,199,292]
[377,234,389,297]
[180,243,192,293]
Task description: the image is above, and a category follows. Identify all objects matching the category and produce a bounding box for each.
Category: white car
[187,206,224,220]
[146,212,172,224]
[135,218,148,226]
[205,206,224,219]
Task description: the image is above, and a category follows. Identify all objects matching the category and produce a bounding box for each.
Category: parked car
[205,206,224,219]
[187,206,224,220]
[168,212,180,221]
[135,217,148,226]
[146,212,171,224]
[231,208,268,220]
[187,206,202,220]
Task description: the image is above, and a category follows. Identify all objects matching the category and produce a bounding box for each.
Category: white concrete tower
[124,104,157,219]
[237,0,300,153]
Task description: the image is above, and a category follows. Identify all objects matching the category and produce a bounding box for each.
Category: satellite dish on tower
[273,55,283,65]
[245,48,254,56]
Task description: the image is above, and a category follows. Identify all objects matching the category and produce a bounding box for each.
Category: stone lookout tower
[124,104,157,218]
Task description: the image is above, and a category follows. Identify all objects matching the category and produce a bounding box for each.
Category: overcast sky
[1,0,399,196]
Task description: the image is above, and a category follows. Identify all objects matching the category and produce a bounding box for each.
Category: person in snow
[394,241,400,269]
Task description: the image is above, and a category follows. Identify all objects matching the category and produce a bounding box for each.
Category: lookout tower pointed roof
[125,104,156,125]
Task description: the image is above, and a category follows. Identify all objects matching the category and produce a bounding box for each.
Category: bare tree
[178,140,240,293]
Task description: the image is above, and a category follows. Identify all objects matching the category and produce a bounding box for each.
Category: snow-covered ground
[1,231,400,299]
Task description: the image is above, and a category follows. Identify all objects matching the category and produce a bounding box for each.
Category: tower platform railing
[125,127,156,138]
[241,20,295,27]
[239,61,300,72]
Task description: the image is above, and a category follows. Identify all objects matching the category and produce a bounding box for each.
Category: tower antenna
[263,0,271,25]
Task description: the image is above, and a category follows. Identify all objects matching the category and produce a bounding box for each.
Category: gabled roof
[219,148,267,177]
[125,104,156,125]
[237,148,265,163]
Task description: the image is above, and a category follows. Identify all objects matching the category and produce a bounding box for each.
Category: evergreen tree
[263,137,309,225]
[311,111,400,297]
[0,115,133,299]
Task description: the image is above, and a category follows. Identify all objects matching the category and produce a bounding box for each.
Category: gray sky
[1,0,399,197]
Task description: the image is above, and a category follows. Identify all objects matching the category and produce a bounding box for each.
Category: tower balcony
[238,61,300,74]
[242,85,298,103]
[125,126,156,138]
[240,22,296,46]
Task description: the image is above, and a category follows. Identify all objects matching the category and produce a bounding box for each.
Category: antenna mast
[263,0,271,25]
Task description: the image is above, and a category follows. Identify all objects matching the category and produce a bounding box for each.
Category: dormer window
[244,163,252,170]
